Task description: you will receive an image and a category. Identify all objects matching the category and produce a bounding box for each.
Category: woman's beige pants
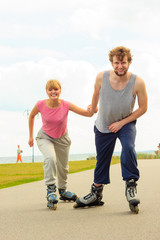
[36,128,71,189]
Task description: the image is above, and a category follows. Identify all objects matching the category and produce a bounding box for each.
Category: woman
[28,79,95,209]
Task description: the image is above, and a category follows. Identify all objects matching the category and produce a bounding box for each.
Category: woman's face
[46,87,61,100]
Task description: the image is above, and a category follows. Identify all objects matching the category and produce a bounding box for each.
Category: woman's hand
[28,137,34,147]
[87,104,98,113]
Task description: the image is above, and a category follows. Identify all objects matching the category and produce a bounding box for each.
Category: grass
[0,158,120,189]
[0,154,159,189]
[0,163,44,189]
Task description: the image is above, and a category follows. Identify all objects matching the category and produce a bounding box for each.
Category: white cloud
[0,0,75,13]
[0,109,97,157]
[67,0,160,40]
[0,57,96,111]
[0,0,159,42]
[68,8,111,40]
[0,0,106,13]
[0,0,160,159]
[0,45,68,65]
[0,50,160,157]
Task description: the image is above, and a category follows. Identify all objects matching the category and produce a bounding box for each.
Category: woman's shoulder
[37,99,46,104]
[61,99,70,109]
[36,99,46,109]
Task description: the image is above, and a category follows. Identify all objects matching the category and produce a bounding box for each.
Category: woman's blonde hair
[46,79,61,90]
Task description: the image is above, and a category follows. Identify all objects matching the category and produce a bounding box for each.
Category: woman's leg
[54,131,71,190]
[36,130,57,186]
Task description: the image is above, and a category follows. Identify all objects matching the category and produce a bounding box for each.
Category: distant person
[28,79,96,210]
[157,144,160,153]
[16,145,23,163]
[74,46,148,213]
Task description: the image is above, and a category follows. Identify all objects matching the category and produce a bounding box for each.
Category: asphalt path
[0,159,160,240]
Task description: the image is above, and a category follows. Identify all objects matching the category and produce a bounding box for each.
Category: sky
[0,0,160,157]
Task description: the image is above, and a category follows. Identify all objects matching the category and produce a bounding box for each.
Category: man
[74,46,148,211]
[157,144,160,154]
[16,145,23,163]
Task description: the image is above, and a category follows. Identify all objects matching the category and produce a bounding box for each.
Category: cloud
[0,110,42,157]
[67,0,160,40]
[68,8,112,40]
[0,57,97,156]
[0,0,160,158]
[1,0,159,42]
[0,0,75,13]
[0,57,96,111]
[0,50,160,157]
[0,45,68,65]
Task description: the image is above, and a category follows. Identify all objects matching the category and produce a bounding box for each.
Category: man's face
[112,55,131,77]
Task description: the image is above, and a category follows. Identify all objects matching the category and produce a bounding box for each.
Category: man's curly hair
[109,46,133,63]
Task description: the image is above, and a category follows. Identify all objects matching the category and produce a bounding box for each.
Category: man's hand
[108,121,123,133]
[87,104,98,113]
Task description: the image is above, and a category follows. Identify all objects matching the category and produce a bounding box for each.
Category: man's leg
[118,121,140,212]
[118,121,139,181]
[74,126,117,208]
[94,126,117,185]
[19,155,22,162]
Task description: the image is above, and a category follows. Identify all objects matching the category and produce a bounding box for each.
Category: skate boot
[73,184,104,208]
[125,179,140,214]
[59,189,77,202]
[46,184,58,210]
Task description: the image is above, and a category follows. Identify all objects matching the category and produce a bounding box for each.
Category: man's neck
[109,70,131,91]
[111,70,131,82]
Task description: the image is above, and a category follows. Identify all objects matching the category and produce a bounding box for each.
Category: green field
[0,154,159,189]
[0,158,120,189]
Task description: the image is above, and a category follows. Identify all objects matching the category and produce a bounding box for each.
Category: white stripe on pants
[36,128,71,189]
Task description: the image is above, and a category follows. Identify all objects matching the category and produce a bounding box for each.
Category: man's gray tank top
[95,71,136,133]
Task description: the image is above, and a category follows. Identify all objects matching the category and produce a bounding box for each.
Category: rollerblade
[59,189,77,202]
[73,184,104,208]
[46,184,58,210]
[125,179,140,214]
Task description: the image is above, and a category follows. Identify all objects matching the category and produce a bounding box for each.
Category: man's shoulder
[97,71,104,78]
[134,75,146,94]
[96,70,108,82]
[97,70,110,77]
[134,75,145,85]
[95,70,110,88]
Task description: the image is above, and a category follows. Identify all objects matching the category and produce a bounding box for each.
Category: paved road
[0,159,160,240]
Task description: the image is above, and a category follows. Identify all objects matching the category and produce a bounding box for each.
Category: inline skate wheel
[47,203,57,210]
[129,204,139,214]
[73,203,79,208]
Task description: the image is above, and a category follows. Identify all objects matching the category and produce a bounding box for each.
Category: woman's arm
[28,105,39,147]
[69,103,94,117]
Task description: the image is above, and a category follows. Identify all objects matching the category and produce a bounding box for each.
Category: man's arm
[109,76,148,133]
[69,72,103,116]
[90,71,103,112]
